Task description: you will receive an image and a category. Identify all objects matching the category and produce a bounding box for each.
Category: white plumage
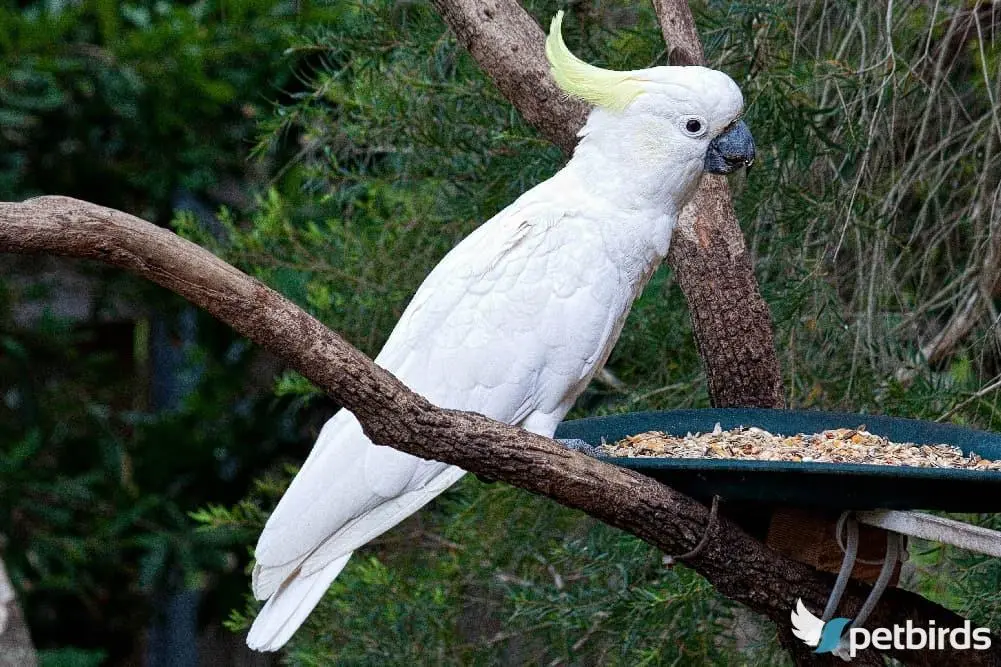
[248,12,752,651]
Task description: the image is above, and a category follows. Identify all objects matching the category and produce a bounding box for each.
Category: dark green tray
[554,409,1001,511]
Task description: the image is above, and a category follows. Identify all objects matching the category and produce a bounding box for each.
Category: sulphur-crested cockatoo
[247,11,754,651]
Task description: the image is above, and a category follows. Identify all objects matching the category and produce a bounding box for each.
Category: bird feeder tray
[554,409,1001,512]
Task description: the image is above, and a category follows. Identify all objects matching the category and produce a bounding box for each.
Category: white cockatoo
[247,11,754,651]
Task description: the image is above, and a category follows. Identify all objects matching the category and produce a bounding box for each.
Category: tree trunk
[670,178,784,407]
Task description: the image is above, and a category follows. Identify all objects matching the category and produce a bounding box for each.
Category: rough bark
[670,179,785,407]
[430,0,588,155]
[432,0,784,408]
[650,0,702,67]
[0,196,997,666]
[0,558,37,667]
[652,0,784,408]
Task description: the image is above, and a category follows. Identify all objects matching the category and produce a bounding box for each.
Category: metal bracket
[857,510,1001,558]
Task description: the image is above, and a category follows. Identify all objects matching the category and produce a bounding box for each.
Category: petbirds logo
[790,599,851,654]
[790,599,993,659]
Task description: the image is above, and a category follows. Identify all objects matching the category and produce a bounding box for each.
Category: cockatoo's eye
[682,116,708,137]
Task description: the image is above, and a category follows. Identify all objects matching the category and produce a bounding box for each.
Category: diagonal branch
[0,196,995,666]
[430,0,587,154]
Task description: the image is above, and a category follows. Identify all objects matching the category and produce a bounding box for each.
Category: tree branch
[650,0,784,408]
[650,0,702,67]
[430,0,587,154]
[0,196,995,666]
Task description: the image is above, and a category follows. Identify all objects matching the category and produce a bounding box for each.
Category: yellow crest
[544,11,645,112]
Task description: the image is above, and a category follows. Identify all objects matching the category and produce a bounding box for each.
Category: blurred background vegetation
[2,0,1001,665]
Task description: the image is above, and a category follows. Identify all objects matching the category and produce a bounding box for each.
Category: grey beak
[704,119,755,174]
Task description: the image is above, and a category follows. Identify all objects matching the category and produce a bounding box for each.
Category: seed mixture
[599,424,1001,470]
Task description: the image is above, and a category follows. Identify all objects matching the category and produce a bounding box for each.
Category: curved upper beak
[704,119,755,174]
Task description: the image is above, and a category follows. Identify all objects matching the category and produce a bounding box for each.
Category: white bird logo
[790,598,824,647]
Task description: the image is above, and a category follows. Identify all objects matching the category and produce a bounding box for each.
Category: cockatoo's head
[545,11,754,205]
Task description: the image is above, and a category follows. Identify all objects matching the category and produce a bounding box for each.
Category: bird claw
[557,438,608,458]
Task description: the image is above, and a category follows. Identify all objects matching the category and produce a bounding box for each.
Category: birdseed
[599,424,1001,470]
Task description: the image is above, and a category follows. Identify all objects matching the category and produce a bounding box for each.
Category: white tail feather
[300,466,467,578]
[249,465,467,649]
[251,558,297,602]
[247,554,352,652]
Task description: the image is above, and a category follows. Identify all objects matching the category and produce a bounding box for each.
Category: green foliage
[711,2,1001,420]
[0,0,340,659]
[0,0,339,216]
[39,646,108,667]
[0,307,308,655]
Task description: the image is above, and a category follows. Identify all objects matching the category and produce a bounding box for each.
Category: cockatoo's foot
[557,438,608,458]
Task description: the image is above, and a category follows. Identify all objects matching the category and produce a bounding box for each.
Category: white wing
[790,598,824,647]
[248,172,635,650]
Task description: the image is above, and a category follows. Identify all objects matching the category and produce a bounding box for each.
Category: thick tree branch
[0,196,996,666]
[430,0,587,154]
[651,0,784,408]
[650,0,702,67]
[432,0,783,408]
